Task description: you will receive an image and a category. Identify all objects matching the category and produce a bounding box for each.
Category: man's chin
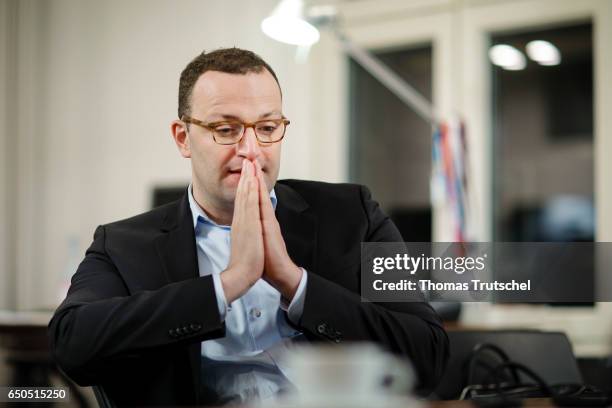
[219,180,238,203]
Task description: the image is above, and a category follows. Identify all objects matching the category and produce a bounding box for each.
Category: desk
[431,398,555,407]
[0,310,54,386]
[0,310,89,407]
[229,399,558,408]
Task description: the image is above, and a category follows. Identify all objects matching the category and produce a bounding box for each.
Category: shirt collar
[188,183,277,228]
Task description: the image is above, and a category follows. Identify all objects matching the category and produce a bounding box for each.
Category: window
[491,23,594,243]
[349,46,433,241]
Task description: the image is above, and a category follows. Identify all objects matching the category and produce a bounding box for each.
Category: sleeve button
[317,324,327,334]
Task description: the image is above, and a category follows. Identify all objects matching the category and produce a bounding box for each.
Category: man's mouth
[228,165,265,175]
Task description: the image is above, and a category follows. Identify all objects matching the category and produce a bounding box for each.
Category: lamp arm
[333,29,440,126]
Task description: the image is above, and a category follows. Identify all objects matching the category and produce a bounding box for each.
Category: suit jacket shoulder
[102,198,182,236]
[276,179,365,209]
[275,179,381,228]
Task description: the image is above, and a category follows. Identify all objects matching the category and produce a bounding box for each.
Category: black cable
[461,342,611,406]
[466,343,521,387]
[486,362,554,398]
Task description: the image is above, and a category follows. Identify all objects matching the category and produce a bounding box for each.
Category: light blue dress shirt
[187,185,308,404]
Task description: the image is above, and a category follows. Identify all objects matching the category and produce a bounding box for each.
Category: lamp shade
[261,0,320,46]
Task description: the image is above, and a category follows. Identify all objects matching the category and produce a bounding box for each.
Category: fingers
[255,160,275,221]
[232,160,249,224]
[237,159,248,192]
[226,159,265,300]
[245,161,259,216]
[233,160,259,226]
[236,160,259,221]
[255,161,267,216]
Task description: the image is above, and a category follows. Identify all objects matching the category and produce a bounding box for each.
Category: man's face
[179,70,283,208]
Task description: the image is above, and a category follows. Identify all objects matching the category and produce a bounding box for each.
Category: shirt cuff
[281,268,308,324]
[211,273,230,321]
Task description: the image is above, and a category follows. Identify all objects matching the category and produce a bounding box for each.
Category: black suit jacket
[49,180,448,406]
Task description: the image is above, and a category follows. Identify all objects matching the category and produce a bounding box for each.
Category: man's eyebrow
[259,111,283,119]
[207,111,283,122]
[208,114,241,121]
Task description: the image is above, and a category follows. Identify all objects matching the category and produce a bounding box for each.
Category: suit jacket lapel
[275,182,318,274]
[154,192,199,284]
[152,184,318,403]
[153,193,202,402]
[154,185,317,285]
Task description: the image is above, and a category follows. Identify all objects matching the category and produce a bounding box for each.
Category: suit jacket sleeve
[297,185,449,395]
[48,225,224,385]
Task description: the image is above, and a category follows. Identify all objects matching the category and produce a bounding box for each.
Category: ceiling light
[526,40,561,66]
[261,0,320,46]
[489,44,526,71]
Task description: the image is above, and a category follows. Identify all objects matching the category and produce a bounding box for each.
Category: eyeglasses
[181,115,290,145]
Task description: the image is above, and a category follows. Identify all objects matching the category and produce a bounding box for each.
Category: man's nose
[236,127,262,161]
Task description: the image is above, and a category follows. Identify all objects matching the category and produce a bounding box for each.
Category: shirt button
[251,308,262,318]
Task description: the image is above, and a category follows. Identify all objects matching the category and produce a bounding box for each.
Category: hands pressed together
[221,159,303,304]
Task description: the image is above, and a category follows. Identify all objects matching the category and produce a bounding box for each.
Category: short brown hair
[178,47,281,118]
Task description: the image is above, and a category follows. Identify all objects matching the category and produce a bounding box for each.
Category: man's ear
[170,120,191,158]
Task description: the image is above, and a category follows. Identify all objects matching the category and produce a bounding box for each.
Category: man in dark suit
[49,48,448,406]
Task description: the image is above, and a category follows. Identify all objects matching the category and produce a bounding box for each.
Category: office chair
[92,386,116,408]
[433,329,583,400]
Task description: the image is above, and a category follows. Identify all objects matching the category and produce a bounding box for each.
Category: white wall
[0,0,18,309]
[4,0,327,310]
[3,0,612,357]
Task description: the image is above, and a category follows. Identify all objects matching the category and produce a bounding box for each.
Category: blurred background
[1,0,612,404]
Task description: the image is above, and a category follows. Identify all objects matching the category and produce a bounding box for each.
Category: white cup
[280,342,415,407]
